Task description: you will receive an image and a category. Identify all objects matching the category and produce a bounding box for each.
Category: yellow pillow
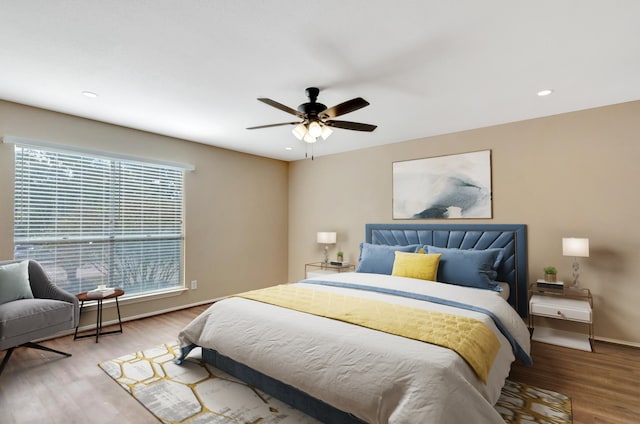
[391,251,441,281]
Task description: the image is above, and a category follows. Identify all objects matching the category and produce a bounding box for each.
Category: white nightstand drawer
[529,295,592,322]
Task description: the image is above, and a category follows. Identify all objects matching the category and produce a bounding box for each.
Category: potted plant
[337,251,344,262]
[543,266,557,282]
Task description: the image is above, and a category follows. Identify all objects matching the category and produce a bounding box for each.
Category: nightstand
[528,284,593,352]
[305,262,355,279]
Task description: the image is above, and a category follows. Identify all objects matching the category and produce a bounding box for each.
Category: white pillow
[0,260,34,305]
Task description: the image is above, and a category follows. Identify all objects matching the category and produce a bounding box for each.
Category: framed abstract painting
[392,150,492,219]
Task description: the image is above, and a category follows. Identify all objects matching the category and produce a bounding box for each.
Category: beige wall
[2,98,638,346]
[0,100,289,326]
[288,100,640,346]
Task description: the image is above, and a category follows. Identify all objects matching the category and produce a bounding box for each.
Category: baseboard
[38,296,221,341]
[108,296,221,323]
[594,336,640,349]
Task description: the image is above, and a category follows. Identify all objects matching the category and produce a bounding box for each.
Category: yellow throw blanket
[234,284,500,383]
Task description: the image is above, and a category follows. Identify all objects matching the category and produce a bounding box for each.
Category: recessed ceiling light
[537,89,554,97]
[285,147,293,151]
[82,91,98,98]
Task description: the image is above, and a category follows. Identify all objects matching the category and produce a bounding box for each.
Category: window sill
[121,287,188,304]
[78,287,188,311]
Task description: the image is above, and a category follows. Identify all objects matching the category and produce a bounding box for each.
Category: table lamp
[317,232,337,264]
[562,237,589,291]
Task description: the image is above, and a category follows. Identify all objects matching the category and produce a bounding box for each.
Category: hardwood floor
[509,340,640,424]
[1,305,638,423]
[0,304,211,424]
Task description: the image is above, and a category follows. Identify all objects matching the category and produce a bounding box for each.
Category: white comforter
[179,272,531,424]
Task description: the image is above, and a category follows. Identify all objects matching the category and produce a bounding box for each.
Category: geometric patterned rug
[98,342,572,424]
[497,380,572,423]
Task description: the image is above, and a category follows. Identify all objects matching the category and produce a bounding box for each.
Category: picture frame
[392,150,492,219]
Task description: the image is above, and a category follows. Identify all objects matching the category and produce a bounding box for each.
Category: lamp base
[569,258,583,291]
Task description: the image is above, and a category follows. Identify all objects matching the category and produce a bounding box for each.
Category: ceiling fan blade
[320,97,370,119]
[325,120,377,132]
[246,122,300,130]
[257,98,303,117]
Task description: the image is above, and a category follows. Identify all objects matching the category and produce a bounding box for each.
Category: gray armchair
[0,259,79,375]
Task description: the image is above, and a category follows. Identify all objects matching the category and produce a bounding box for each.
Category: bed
[178,224,531,423]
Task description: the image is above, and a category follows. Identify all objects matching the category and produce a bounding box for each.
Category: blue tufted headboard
[365,223,528,317]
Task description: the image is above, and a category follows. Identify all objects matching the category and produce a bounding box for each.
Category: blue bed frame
[201,223,529,423]
[365,223,528,317]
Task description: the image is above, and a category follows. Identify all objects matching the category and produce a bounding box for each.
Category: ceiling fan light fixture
[292,123,306,140]
[303,133,317,144]
[248,87,375,152]
[308,120,322,138]
[320,125,333,140]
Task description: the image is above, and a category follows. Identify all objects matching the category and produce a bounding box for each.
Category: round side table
[73,289,125,343]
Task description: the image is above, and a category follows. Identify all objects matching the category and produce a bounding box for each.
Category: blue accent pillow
[422,246,505,279]
[356,243,421,275]
[425,246,503,292]
[485,248,505,275]
[0,260,34,305]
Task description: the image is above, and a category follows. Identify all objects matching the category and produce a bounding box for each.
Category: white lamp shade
[320,125,333,140]
[562,238,589,257]
[303,133,317,143]
[308,121,322,138]
[292,123,306,140]
[291,122,331,143]
[317,231,337,244]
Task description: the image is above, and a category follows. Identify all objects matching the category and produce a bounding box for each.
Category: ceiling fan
[247,87,377,144]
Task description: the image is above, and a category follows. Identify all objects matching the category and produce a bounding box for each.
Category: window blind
[14,145,184,296]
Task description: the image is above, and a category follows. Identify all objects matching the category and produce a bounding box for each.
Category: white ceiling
[1,1,639,161]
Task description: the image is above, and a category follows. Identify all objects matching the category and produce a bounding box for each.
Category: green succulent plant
[544,266,557,275]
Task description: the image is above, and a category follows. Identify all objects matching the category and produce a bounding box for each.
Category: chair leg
[0,343,72,377]
[0,347,16,376]
[22,342,72,357]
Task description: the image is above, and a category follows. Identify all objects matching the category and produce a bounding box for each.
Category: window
[13,144,185,296]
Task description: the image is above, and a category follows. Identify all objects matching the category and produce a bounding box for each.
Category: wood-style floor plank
[0,304,210,424]
[1,305,638,423]
[509,340,640,424]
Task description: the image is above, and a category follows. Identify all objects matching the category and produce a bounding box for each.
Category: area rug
[98,342,572,424]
